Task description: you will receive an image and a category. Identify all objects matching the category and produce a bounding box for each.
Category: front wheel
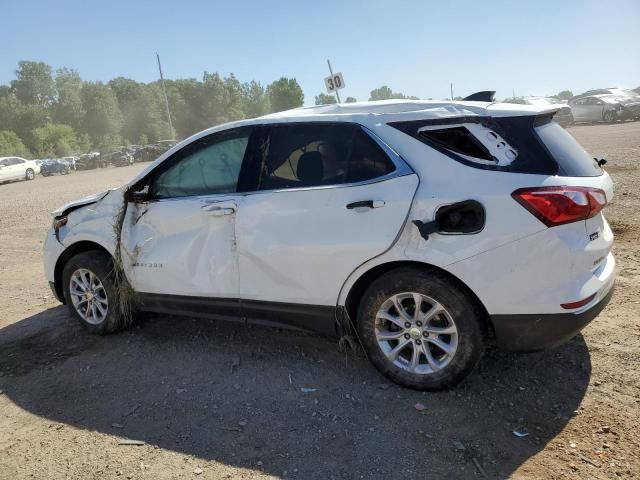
[25,168,35,180]
[357,267,485,390]
[62,250,126,335]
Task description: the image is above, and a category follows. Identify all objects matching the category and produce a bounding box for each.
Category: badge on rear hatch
[589,232,599,241]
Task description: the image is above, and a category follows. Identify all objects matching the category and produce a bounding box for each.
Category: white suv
[43,99,615,390]
[0,156,40,183]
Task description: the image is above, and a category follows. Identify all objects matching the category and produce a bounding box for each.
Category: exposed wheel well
[53,241,112,304]
[343,261,495,340]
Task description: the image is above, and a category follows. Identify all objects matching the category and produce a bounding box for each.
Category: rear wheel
[357,267,485,390]
[25,168,35,180]
[62,250,125,335]
[603,111,615,123]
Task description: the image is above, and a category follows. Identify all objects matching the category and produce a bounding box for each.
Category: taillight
[512,186,607,227]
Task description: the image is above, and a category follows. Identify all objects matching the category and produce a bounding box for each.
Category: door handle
[201,204,236,216]
[346,200,385,209]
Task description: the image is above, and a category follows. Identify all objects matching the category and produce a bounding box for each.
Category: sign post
[325,59,344,103]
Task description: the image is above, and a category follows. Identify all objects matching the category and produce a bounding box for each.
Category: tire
[25,168,35,180]
[42,172,49,177]
[356,267,485,390]
[62,250,125,335]
[603,111,615,123]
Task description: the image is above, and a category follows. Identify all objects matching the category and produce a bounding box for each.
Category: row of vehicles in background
[519,88,640,125]
[74,142,174,170]
[1,141,176,185]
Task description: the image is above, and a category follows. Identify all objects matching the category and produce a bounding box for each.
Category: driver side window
[151,129,250,199]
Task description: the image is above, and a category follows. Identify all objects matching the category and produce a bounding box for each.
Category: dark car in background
[40,159,71,176]
[76,153,105,170]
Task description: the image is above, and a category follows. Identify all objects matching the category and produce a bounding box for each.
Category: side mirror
[129,190,149,203]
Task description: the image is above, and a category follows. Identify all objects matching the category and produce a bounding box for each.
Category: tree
[553,90,574,101]
[241,80,270,118]
[267,78,304,112]
[10,61,55,108]
[53,68,84,131]
[634,86,640,94]
[80,82,123,147]
[345,96,357,103]
[30,123,78,157]
[503,97,527,104]
[109,77,165,144]
[0,130,30,157]
[369,85,416,101]
[314,93,337,105]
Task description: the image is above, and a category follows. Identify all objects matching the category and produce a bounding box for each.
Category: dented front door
[121,195,239,298]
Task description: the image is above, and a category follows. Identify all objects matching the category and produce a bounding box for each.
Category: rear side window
[390,114,603,176]
[418,127,492,161]
[534,120,602,176]
[256,124,395,190]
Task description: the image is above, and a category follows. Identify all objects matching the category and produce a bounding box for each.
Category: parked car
[571,88,640,102]
[133,144,167,163]
[76,153,105,170]
[41,159,71,176]
[569,94,640,123]
[0,156,40,183]
[43,99,615,390]
[61,156,78,170]
[521,96,573,126]
[108,149,134,167]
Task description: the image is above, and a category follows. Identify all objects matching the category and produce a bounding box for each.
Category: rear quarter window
[534,119,602,176]
[390,114,602,177]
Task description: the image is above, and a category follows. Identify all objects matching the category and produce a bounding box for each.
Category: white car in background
[43,99,615,390]
[0,156,41,183]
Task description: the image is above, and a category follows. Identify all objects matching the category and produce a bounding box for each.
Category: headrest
[296,151,323,185]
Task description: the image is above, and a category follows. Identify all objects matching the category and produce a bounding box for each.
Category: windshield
[535,121,602,176]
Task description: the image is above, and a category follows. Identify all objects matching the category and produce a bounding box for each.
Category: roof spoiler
[463,91,496,102]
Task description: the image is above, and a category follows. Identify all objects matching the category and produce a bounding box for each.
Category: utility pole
[450,82,454,101]
[156,53,174,139]
[327,59,341,103]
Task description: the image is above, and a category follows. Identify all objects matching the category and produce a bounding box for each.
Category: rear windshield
[534,120,602,176]
[390,114,603,177]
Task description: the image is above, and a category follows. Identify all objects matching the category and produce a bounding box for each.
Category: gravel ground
[0,122,638,480]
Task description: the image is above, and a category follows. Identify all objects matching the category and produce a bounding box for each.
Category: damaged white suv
[43,97,615,390]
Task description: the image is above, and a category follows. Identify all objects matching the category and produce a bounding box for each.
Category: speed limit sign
[324,72,345,93]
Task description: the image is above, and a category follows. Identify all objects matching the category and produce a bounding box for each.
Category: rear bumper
[491,281,614,352]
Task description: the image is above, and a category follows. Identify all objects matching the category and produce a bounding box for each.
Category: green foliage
[10,61,55,108]
[345,96,357,103]
[502,97,527,104]
[369,85,416,101]
[552,90,574,101]
[0,130,31,157]
[53,68,84,131]
[80,82,123,141]
[242,81,270,118]
[31,123,78,157]
[267,77,304,112]
[109,77,166,145]
[315,93,337,105]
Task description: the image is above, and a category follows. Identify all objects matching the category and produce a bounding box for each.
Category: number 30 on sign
[324,72,345,93]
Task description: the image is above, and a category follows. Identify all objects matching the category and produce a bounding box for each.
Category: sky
[1,0,639,105]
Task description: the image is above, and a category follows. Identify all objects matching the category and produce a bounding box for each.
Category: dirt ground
[0,122,638,480]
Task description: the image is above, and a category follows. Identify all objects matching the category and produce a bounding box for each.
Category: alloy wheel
[69,268,109,325]
[375,292,458,374]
